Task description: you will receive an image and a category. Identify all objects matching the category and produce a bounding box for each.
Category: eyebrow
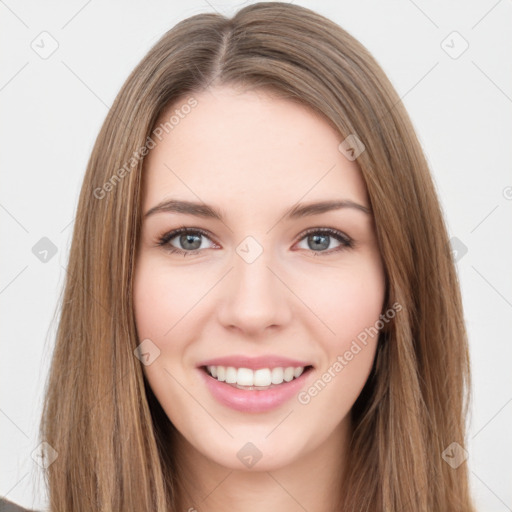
[143,198,371,221]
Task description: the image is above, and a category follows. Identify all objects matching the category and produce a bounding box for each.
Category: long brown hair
[40,2,475,510]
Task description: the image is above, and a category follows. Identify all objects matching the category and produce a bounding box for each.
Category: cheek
[300,255,386,344]
[133,257,197,341]
[133,255,207,380]
[300,255,385,402]
[133,259,197,424]
[297,272,384,432]
[336,274,385,340]
[132,259,189,409]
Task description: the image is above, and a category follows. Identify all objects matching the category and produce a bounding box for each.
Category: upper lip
[197,355,314,370]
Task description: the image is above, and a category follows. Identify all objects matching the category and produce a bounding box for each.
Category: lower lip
[199,367,314,413]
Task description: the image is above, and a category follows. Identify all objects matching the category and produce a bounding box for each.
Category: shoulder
[0,498,38,512]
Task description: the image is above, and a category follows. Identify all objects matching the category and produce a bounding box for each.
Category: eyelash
[156,225,354,258]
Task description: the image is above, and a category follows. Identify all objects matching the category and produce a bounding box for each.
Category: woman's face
[133,86,386,471]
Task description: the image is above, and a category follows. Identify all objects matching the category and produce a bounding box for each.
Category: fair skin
[133,85,386,511]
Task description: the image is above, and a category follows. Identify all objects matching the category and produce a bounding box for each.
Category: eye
[295,227,353,256]
[156,227,217,256]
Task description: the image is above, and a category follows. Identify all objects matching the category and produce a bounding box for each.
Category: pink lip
[198,365,315,413]
[197,354,313,370]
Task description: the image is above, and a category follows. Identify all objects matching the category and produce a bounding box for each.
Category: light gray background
[1,1,511,510]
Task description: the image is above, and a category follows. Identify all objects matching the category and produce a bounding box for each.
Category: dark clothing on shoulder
[0,498,37,512]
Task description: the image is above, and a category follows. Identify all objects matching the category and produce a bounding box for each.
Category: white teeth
[253,368,272,387]
[205,365,308,387]
[225,366,237,384]
[237,367,254,386]
[294,367,304,378]
[271,367,284,384]
[216,366,226,382]
[283,367,294,382]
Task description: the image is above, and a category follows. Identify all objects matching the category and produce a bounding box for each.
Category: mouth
[198,363,315,413]
[201,364,314,390]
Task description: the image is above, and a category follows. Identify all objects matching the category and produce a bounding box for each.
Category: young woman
[33,2,475,510]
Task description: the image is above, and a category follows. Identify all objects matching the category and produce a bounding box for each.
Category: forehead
[142,86,369,213]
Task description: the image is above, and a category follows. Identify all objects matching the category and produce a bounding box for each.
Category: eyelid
[298,226,352,245]
[156,226,218,253]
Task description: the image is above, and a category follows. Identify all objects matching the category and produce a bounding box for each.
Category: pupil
[181,233,201,250]
[310,234,329,251]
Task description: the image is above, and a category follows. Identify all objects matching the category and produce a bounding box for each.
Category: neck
[173,417,352,512]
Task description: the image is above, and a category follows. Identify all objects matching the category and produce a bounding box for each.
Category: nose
[216,243,293,336]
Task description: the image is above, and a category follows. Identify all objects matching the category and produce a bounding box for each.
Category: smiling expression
[133,85,386,471]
